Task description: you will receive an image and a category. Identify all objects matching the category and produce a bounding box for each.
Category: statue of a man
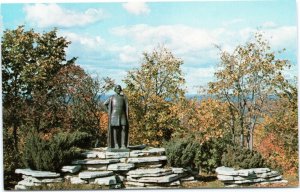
[104,85,129,151]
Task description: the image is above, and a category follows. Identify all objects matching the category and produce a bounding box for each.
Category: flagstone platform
[15,147,197,190]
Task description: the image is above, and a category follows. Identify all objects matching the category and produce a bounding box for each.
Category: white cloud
[59,31,105,48]
[24,4,106,28]
[109,24,297,93]
[262,21,278,28]
[222,18,244,27]
[122,2,150,15]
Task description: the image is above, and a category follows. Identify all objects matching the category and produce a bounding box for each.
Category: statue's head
[114,85,122,94]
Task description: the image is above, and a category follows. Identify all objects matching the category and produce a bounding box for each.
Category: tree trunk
[249,128,253,151]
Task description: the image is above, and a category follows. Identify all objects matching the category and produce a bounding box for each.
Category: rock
[15,184,28,190]
[259,180,288,185]
[84,164,107,171]
[129,148,165,157]
[61,165,81,174]
[225,177,266,184]
[119,158,127,163]
[180,176,195,182]
[70,177,88,184]
[127,168,172,177]
[22,175,63,183]
[236,169,255,177]
[170,180,181,186]
[15,169,60,178]
[217,175,235,181]
[237,168,270,176]
[172,168,186,174]
[79,171,114,179]
[93,176,117,185]
[72,159,119,165]
[107,163,135,171]
[267,175,282,181]
[18,179,41,187]
[125,181,145,187]
[251,168,270,174]
[129,173,185,183]
[225,184,239,187]
[215,167,238,176]
[106,152,130,159]
[82,151,106,158]
[148,164,163,168]
[257,171,279,178]
[127,156,167,164]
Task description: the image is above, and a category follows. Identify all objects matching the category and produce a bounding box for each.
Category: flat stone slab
[257,171,280,178]
[128,173,184,183]
[216,167,237,176]
[172,168,186,174]
[127,156,167,164]
[107,163,135,171]
[72,159,119,165]
[15,184,27,190]
[79,171,114,179]
[127,168,173,177]
[18,180,41,187]
[129,148,165,157]
[22,175,63,183]
[217,175,235,181]
[180,176,195,181]
[82,151,106,158]
[106,152,130,159]
[84,164,107,171]
[15,169,60,178]
[61,165,81,174]
[216,167,268,177]
[93,176,117,185]
[70,177,88,184]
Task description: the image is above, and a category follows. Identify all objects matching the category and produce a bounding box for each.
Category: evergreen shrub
[197,137,229,173]
[165,136,231,173]
[221,145,266,169]
[164,136,201,169]
[22,130,90,171]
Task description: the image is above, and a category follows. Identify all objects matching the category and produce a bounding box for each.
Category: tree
[2,26,76,151]
[123,45,185,146]
[208,32,291,150]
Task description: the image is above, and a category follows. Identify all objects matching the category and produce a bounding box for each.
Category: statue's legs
[113,127,120,149]
[121,125,126,149]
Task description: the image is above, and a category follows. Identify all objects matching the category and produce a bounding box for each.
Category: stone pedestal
[15,147,197,190]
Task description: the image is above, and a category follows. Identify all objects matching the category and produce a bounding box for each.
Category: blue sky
[1,0,297,94]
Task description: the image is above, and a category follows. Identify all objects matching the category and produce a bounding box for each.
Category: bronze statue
[104,85,129,151]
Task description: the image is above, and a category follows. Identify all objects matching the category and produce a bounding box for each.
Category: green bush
[197,137,229,173]
[22,130,90,171]
[164,136,201,169]
[165,135,232,173]
[221,145,266,169]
